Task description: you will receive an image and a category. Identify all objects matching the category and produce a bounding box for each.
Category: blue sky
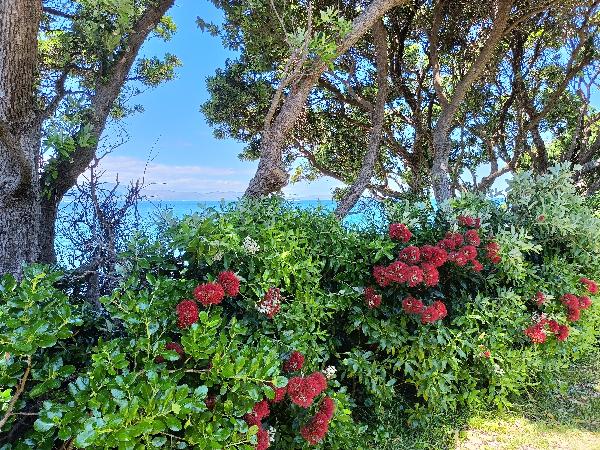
[98,0,340,200]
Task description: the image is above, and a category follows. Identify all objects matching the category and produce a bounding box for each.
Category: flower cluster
[402,296,447,324]
[176,271,240,327]
[194,282,225,307]
[300,397,336,445]
[561,293,593,322]
[217,270,240,297]
[323,366,336,380]
[243,400,271,450]
[287,372,328,408]
[283,351,305,373]
[364,287,382,309]
[243,236,261,254]
[457,214,481,228]
[256,288,282,318]
[524,316,569,343]
[389,223,412,242]
[580,277,598,294]
[485,241,501,264]
[534,291,546,307]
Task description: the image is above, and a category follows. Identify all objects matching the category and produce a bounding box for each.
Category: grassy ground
[372,349,600,450]
[457,351,600,450]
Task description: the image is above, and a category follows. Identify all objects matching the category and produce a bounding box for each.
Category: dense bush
[1,165,599,449]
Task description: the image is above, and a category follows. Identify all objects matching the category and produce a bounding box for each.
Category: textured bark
[0,0,43,276]
[430,0,513,203]
[245,0,406,197]
[335,20,388,219]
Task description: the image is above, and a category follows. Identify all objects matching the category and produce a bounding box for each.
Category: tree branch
[0,355,32,431]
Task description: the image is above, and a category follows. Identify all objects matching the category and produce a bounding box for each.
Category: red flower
[256,427,270,450]
[461,245,478,261]
[567,308,581,322]
[465,229,481,246]
[204,394,216,410]
[385,261,408,284]
[421,263,440,287]
[257,288,282,318]
[155,341,185,363]
[471,260,484,272]
[402,296,425,315]
[405,265,424,287]
[547,320,560,333]
[556,324,570,341]
[448,251,467,267]
[580,277,598,294]
[218,271,240,297]
[432,300,447,319]
[421,245,448,267]
[420,301,447,324]
[524,323,547,344]
[284,351,305,373]
[267,382,287,403]
[561,294,579,310]
[458,215,480,228]
[389,223,412,242]
[483,350,491,358]
[364,287,382,309]
[485,241,501,264]
[287,373,327,408]
[534,291,546,307]
[373,266,390,287]
[194,282,225,307]
[399,246,420,264]
[579,295,592,309]
[176,300,199,329]
[489,254,501,264]
[300,397,336,445]
[447,232,464,247]
[537,215,545,222]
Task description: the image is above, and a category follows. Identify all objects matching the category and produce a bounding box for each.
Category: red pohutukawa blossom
[244,400,270,426]
[567,308,581,322]
[300,397,336,445]
[257,288,282,318]
[547,320,560,334]
[256,427,270,450]
[402,296,425,315]
[385,261,408,284]
[420,300,447,324]
[534,291,546,307]
[457,215,481,228]
[580,277,598,294]
[524,322,547,344]
[287,372,327,408]
[176,300,199,329]
[461,245,478,261]
[267,383,287,403]
[483,350,491,358]
[471,260,484,272]
[421,245,448,267]
[364,287,382,308]
[389,223,412,242]
[421,263,440,287]
[485,241,501,264]
[217,271,240,297]
[448,251,467,267]
[284,351,305,373]
[556,324,570,341]
[194,282,225,307]
[405,265,424,287]
[464,229,481,246]
[399,246,420,264]
[579,295,592,309]
[561,293,579,310]
[373,265,390,287]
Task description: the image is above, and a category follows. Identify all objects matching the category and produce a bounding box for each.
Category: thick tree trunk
[0,0,43,276]
[431,126,453,203]
[39,198,59,264]
[245,0,406,198]
[335,20,389,219]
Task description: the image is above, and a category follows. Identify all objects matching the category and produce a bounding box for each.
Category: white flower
[493,362,505,375]
[243,236,260,255]
[213,251,223,262]
[268,426,276,443]
[323,365,337,380]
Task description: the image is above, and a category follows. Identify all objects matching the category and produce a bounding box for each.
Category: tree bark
[335,20,388,219]
[244,0,407,198]
[0,0,43,276]
[430,0,513,203]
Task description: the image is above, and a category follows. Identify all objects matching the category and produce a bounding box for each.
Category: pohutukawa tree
[0,0,178,276]
[203,0,599,209]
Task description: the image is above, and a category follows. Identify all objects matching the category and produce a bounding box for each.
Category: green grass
[458,350,600,450]
[371,349,600,450]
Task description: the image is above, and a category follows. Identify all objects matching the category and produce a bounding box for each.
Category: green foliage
[2,166,600,448]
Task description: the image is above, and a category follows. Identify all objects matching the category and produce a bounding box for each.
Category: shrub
[1,165,598,448]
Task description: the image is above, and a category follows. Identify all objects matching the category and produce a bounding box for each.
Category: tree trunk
[0,0,43,276]
[431,124,453,203]
[245,0,407,198]
[335,20,389,219]
[39,198,59,264]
